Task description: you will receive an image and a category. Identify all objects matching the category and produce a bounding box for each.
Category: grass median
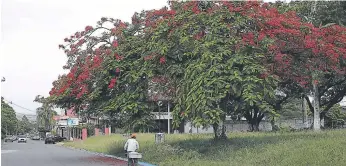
[64,129,346,166]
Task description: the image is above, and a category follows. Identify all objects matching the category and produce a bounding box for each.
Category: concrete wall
[182,118,314,133]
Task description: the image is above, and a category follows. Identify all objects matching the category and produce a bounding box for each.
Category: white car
[18,135,27,143]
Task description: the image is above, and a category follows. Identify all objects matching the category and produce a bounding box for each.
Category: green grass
[64,130,346,166]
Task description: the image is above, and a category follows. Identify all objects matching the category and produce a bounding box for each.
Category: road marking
[1,150,17,154]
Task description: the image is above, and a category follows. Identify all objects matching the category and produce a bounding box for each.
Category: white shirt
[124,138,139,152]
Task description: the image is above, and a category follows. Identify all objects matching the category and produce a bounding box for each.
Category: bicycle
[129,158,139,166]
[126,151,142,166]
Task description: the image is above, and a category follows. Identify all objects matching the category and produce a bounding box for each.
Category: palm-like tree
[35,95,56,131]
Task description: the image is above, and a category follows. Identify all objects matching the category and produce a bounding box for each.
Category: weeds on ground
[64,130,346,166]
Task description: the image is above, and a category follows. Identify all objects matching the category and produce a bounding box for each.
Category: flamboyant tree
[257,2,346,130]
[273,0,346,129]
[143,1,280,135]
[143,1,346,132]
[49,13,162,131]
[48,1,346,135]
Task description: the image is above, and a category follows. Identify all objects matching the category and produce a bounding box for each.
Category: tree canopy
[1,97,18,137]
[47,1,346,136]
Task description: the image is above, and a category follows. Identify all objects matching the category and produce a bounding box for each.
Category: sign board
[152,112,172,120]
[58,119,68,126]
[67,118,79,126]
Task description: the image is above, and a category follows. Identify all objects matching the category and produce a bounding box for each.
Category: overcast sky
[0,0,345,115]
[1,0,169,115]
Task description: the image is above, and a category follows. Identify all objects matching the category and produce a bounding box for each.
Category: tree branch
[304,95,314,114]
[319,78,346,98]
[320,87,346,116]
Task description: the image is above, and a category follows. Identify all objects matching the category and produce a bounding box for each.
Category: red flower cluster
[114,53,123,61]
[85,26,93,32]
[159,57,166,64]
[116,68,121,73]
[224,1,346,86]
[108,78,117,89]
[112,41,118,48]
[182,1,200,14]
[194,31,205,40]
[144,55,153,61]
[145,7,176,29]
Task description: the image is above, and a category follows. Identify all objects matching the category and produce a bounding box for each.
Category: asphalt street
[1,139,128,166]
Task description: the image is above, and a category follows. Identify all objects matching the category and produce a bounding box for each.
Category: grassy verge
[64,129,346,166]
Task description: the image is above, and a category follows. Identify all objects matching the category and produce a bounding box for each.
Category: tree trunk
[220,114,227,138]
[320,115,325,128]
[313,81,321,131]
[302,96,309,128]
[212,103,227,140]
[245,107,264,132]
[212,118,227,140]
[212,123,218,139]
[270,117,280,131]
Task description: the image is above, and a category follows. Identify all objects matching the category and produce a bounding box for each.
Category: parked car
[53,135,66,142]
[45,136,55,144]
[4,136,14,142]
[32,135,40,140]
[12,136,18,141]
[18,135,27,143]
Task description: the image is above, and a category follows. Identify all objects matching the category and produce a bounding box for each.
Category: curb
[57,143,156,166]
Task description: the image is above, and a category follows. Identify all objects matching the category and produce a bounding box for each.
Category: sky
[1,0,169,115]
[0,0,345,115]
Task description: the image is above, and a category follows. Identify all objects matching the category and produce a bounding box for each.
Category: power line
[2,97,37,114]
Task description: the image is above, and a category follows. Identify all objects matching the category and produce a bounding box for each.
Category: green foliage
[18,115,34,134]
[280,98,303,119]
[34,95,56,131]
[1,98,18,136]
[324,104,346,128]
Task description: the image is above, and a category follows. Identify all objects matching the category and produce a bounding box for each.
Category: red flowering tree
[141,1,284,135]
[273,0,346,129]
[48,1,346,135]
[142,1,346,133]
[49,15,159,131]
[248,4,346,130]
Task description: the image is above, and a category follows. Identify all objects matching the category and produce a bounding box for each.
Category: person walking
[124,133,139,166]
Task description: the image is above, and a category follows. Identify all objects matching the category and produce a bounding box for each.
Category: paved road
[1,140,128,166]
